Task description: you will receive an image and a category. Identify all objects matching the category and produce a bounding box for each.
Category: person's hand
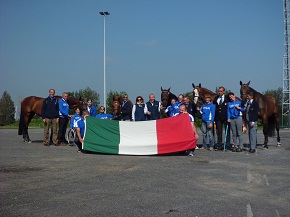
[250,122,255,128]
[147,111,151,115]
[208,123,213,129]
[42,119,46,123]
[56,118,59,123]
[80,138,84,143]
[227,119,231,123]
[194,133,199,140]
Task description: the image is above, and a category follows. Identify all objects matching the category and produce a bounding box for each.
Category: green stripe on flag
[83,117,120,154]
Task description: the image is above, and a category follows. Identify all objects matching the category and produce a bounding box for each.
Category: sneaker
[43,143,49,146]
[195,146,199,150]
[188,151,194,156]
[249,149,256,153]
[209,147,213,151]
[232,147,237,152]
[200,147,206,150]
[236,147,242,152]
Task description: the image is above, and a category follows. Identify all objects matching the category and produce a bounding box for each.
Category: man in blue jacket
[41,89,59,146]
[198,95,215,150]
[58,92,71,145]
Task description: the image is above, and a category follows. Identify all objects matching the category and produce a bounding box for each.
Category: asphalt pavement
[0,128,290,217]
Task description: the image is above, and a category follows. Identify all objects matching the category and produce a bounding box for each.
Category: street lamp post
[99,11,110,112]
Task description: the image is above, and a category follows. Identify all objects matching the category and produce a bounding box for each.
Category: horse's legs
[262,117,269,149]
[275,114,281,146]
[24,112,35,143]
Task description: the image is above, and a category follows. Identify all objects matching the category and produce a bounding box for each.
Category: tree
[68,87,100,108]
[105,90,127,114]
[0,91,15,125]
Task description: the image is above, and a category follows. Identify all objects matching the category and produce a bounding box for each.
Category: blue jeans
[202,122,214,148]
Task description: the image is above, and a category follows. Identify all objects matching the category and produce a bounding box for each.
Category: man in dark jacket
[213,86,231,150]
[41,89,59,146]
[245,91,259,153]
[145,94,161,120]
[121,94,132,121]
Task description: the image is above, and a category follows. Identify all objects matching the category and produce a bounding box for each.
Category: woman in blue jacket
[227,92,245,152]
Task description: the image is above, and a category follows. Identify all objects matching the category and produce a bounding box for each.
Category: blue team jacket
[199,102,215,123]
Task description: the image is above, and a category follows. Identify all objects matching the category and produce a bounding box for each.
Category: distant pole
[99,11,110,112]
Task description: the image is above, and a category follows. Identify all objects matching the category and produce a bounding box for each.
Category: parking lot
[1,128,290,217]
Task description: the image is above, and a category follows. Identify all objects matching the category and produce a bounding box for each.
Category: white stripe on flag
[119,120,158,155]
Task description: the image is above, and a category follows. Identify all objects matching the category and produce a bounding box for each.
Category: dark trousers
[74,136,82,151]
[58,117,68,143]
[215,119,231,147]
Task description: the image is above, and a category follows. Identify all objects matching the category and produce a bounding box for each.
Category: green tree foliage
[0,91,15,125]
[105,90,127,114]
[68,87,100,108]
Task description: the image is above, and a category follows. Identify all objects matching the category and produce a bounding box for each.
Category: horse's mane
[201,87,217,96]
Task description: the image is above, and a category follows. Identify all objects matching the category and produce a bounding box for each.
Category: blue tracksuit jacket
[199,102,215,124]
[227,100,244,119]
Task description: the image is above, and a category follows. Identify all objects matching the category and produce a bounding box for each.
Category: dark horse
[240,81,281,148]
[18,96,84,142]
[160,87,178,117]
[112,96,133,120]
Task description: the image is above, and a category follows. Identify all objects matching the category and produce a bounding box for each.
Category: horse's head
[192,83,202,104]
[78,96,86,111]
[112,100,121,120]
[240,81,251,103]
[67,96,86,110]
[161,87,171,108]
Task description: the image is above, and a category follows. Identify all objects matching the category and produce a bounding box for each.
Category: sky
[0,0,284,113]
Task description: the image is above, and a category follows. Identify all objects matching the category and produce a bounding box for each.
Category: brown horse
[18,96,84,142]
[240,81,281,148]
[192,83,218,104]
[112,97,121,120]
[160,87,178,117]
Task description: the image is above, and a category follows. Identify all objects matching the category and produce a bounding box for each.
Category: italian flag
[83,114,196,155]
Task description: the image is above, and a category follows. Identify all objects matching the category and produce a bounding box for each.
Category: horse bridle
[161,90,170,109]
[112,100,121,118]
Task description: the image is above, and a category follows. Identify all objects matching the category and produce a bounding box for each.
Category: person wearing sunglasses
[132,96,146,121]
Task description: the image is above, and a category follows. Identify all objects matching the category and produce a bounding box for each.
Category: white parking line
[247,203,254,217]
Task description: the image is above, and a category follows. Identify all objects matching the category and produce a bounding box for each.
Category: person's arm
[41,100,46,122]
[131,105,136,121]
[76,127,84,143]
[192,122,199,140]
[92,106,97,117]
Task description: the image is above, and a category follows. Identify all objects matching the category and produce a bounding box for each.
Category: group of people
[198,86,259,153]
[41,89,97,148]
[41,87,259,155]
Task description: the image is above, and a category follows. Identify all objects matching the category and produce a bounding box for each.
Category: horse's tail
[267,115,276,137]
[18,109,24,135]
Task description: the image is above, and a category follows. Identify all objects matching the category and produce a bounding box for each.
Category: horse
[240,81,281,148]
[18,96,84,143]
[160,87,178,117]
[192,83,218,105]
[112,96,121,120]
[112,96,133,120]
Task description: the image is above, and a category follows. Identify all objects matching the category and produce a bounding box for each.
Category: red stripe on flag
[156,114,197,154]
